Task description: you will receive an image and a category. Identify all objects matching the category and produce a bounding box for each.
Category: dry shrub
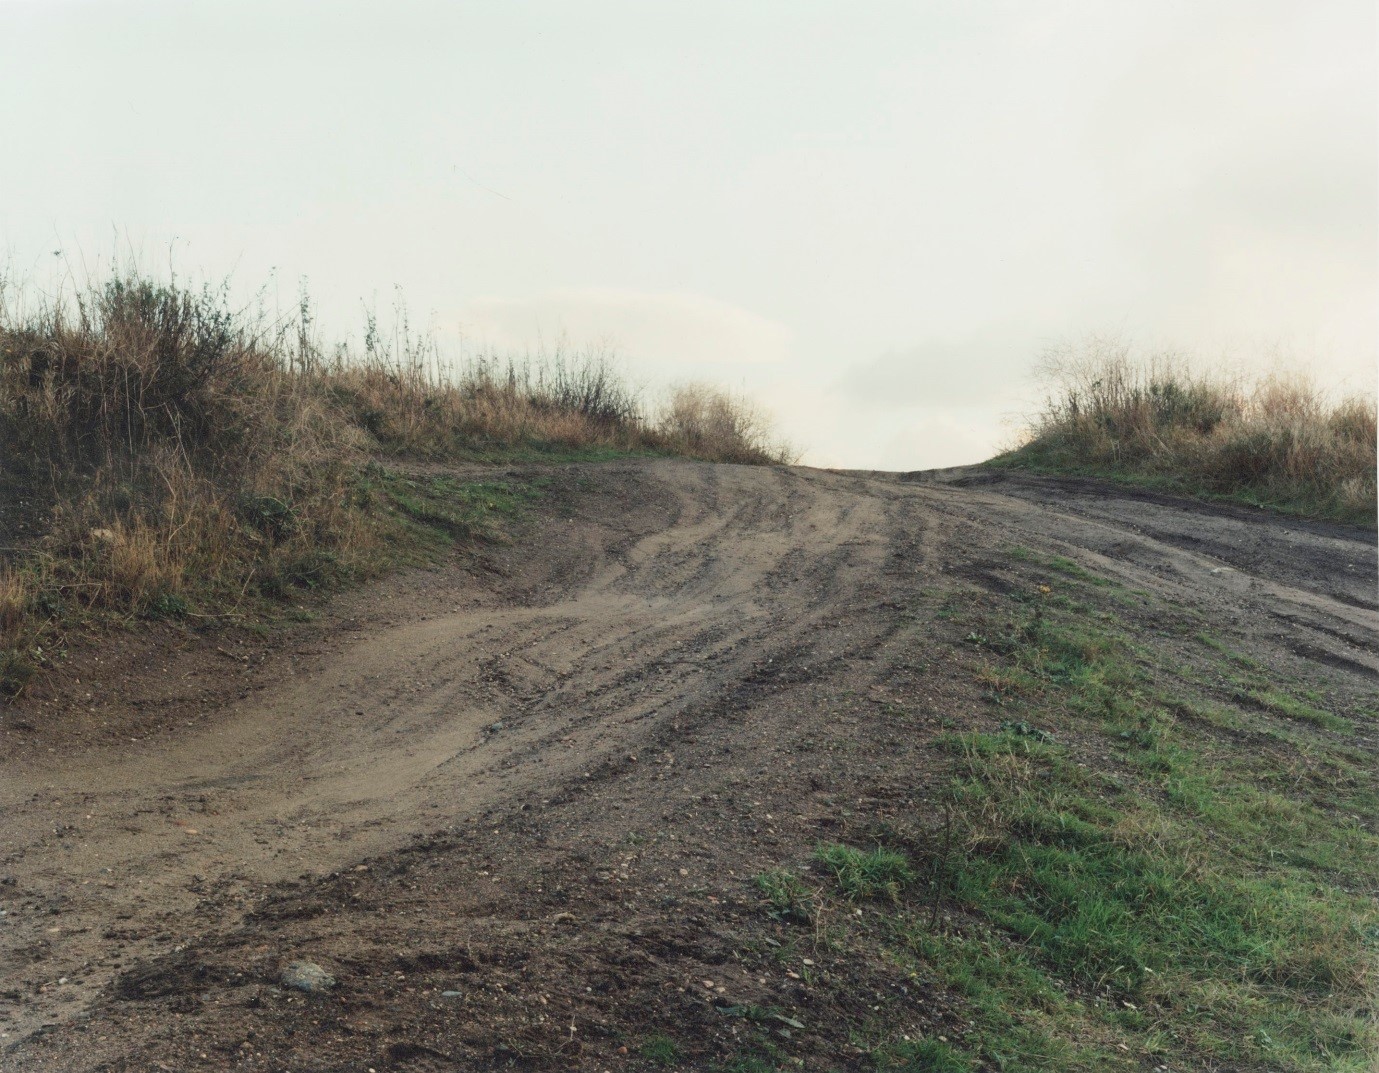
[6,279,285,477]
[327,349,647,456]
[75,517,187,614]
[1013,337,1377,525]
[656,383,795,464]
[0,568,37,697]
[0,567,28,638]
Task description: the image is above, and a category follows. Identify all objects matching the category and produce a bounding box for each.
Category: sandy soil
[1,459,1374,1070]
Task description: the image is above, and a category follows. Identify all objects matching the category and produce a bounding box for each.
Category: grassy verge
[0,272,791,698]
[993,338,1376,526]
[748,562,1377,1072]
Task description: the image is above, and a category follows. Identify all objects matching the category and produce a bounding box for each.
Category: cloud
[875,410,1004,471]
[835,329,1038,411]
[453,288,791,376]
[759,370,1013,471]
[1080,1,1378,366]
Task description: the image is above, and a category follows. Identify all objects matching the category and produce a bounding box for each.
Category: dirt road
[2,460,1375,1070]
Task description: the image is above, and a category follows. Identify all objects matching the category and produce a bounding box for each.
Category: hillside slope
[2,461,1376,1072]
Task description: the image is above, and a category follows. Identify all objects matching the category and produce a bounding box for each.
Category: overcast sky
[2,0,1374,468]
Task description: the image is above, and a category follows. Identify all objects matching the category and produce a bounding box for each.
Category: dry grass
[0,567,28,635]
[657,382,797,465]
[0,272,787,694]
[1002,337,1377,525]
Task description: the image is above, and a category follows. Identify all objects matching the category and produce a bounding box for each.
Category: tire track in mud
[0,463,908,1044]
[1,459,1374,1058]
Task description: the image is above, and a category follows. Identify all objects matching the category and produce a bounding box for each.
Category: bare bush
[656,383,795,464]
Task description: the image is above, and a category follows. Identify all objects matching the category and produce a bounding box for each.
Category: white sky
[2,0,1374,468]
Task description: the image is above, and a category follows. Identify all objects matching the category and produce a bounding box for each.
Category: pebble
[280,961,336,992]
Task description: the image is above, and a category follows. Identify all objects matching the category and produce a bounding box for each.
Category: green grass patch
[1044,555,1113,586]
[1195,630,1262,670]
[900,926,1114,1071]
[364,468,535,550]
[873,1036,971,1072]
[753,869,815,923]
[950,733,1369,996]
[814,844,915,901]
[928,575,1379,1070]
[639,1035,681,1065]
[1239,686,1351,733]
[850,567,1378,1071]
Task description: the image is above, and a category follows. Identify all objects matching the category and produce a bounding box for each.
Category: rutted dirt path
[1,459,1374,1070]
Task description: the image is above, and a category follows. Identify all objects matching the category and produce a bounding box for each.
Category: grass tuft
[639,1035,681,1065]
[753,869,815,923]
[814,844,915,901]
[873,1037,971,1072]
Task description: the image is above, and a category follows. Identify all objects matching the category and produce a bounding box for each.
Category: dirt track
[2,460,1375,1070]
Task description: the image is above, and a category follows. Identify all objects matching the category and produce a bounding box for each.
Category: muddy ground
[1,460,1375,1071]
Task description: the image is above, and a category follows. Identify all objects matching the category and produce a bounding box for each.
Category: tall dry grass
[0,272,788,693]
[657,382,797,465]
[325,350,646,457]
[1006,337,1377,525]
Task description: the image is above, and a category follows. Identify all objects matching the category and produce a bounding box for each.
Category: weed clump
[814,843,914,901]
[753,868,815,923]
[874,1037,971,1073]
[638,1035,681,1065]
[658,383,796,465]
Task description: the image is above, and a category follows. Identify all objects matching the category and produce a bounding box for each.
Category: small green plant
[999,719,1054,743]
[814,844,914,901]
[753,869,815,923]
[143,590,189,619]
[237,493,299,542]
[639,1035,680,1065]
